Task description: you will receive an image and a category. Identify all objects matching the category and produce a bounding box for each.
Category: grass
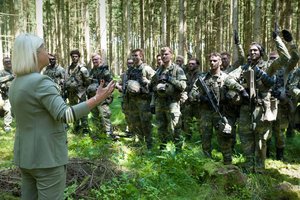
[1,90,300,199]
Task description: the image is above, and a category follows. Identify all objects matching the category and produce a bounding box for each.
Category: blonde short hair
[12,33,44,75]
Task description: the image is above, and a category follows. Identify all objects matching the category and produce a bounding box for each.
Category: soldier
[116,58,134,136]
[182,58,202,140]
[150,47,187,150]
[86,53,116,140]
[269,31,299,160]
[175,55,186,72]
[126,49,155,149]
[65,49,90,134]
[0,57,14,132]
[229,29,291,172]
[288,67,300,132]
[43,53,66,98]
[155,54,163,70]
[189,53,247,164]
[221,30,246,73]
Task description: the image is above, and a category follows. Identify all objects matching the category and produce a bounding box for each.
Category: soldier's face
[188,60,198,71]
[156,56,163,66]
[221,55,230,68]
[176,58,184,66]
[92,56,101,67]
[127,59,134,68]
[161,50,172,64]
[249,45,261,61]
[132,51,142,65]
[3,58,11,70]
[49,57,56,66]
[209,56,221,70]
[71,54,79,63]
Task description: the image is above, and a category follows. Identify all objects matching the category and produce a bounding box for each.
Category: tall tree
[36,0,43,37]
[178,0,186,56]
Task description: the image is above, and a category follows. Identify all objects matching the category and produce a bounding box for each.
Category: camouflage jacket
[0,69,14,100]
[287,68,300,102]
[90,65,113,86]
[43,64,66,89]
[65,63,90,98]
[189,71,244,106]
[127,63,155,95]
[151,63,187,101]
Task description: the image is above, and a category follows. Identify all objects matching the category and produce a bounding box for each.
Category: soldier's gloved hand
[272,22,280,39]
[240,89,250,101]
[282,29,293,42]
[234,30,239,44]
[150,105,155,114]
[159,74,169,82]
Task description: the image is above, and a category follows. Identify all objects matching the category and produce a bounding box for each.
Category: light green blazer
[8,73,90,169]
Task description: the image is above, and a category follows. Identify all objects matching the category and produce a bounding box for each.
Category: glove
[240,89,250,101]
[272,22,280,39]
[282,29,293,42]
[159,74,169,82]
[150,105,155,114]
[234,30,239,44]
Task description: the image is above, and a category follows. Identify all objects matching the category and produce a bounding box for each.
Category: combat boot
[276,148,284,161]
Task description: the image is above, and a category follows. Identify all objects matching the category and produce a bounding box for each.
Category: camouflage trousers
[68,94,89,134]
[122,95,134,133]
[271,103,289,149]
[238,105,272,172]
[199,108,234,164]
[181,102,200,139]
[3,99,12,131]
[90,103,112,135]
[127,95,153,148]
[156,99,182,146]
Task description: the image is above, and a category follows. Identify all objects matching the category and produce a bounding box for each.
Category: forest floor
[0,91,300,199]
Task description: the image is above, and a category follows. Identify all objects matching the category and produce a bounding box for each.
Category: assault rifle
[195,76,232,135]
[242,68,257,130]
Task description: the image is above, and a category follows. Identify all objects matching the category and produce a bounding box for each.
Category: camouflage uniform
[0,69,14,132]
[189,71,244,164]
[126,63,155,148]
[270,42,299,159]
[86,65,114,138]
[118,66,134,134]
[43,64,66,97]
[182,69,202,139]
[151,63,187,147]
[287,67,300,130]
[229,36,290,172]
[65,62,90,134]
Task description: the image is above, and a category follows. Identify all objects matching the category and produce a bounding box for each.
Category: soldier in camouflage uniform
[221,30,246,74]
[86,53,116,140]
[229,31,291,172]
[189,53,247,164]
[125,49,155,149]
[0,57,14,132]
[269,31,299,160]
[42,53,66,98]
[288,67,300,131]
[150,47,187,150]
[182,58,202,140]
[116,58,134,136]
[65,49,90,134]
